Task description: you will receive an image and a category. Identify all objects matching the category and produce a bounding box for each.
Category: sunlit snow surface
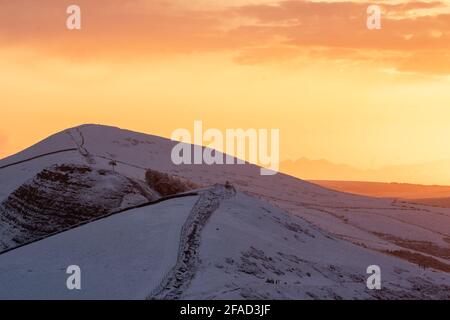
[0,124,449,299]
[0,196,197,300]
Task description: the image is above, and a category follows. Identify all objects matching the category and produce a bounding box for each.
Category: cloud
[0,0,449,74]
[229,2,450,49]
[228,1,450,74]
[0,0,231,58]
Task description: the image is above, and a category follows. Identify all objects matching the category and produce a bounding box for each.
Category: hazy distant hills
[281,157,450,187]
[309,180,450,201]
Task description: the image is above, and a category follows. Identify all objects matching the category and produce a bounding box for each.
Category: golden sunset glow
[1,0,450,184]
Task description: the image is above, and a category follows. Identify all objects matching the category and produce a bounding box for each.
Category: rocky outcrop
[0,164,159,251]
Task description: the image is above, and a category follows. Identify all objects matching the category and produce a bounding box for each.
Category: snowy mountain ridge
[0,124,449,299]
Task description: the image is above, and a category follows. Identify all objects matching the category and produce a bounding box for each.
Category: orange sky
[1,0,450,184]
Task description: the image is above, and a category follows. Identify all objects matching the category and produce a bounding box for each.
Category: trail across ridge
[0,127,90,171]
[149,184,236,299]
[66,128,96,164]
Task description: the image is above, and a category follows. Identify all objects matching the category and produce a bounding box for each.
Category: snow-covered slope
[185,192,450,299]
[0,124,449,299]
[0,163,159,251]
[0,186,449,300]
[0,195,198,300]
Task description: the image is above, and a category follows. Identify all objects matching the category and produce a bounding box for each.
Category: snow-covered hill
[0,194,199,299]
[1,185,449,300]
[0,124,449,299]
[0,164,159,251]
